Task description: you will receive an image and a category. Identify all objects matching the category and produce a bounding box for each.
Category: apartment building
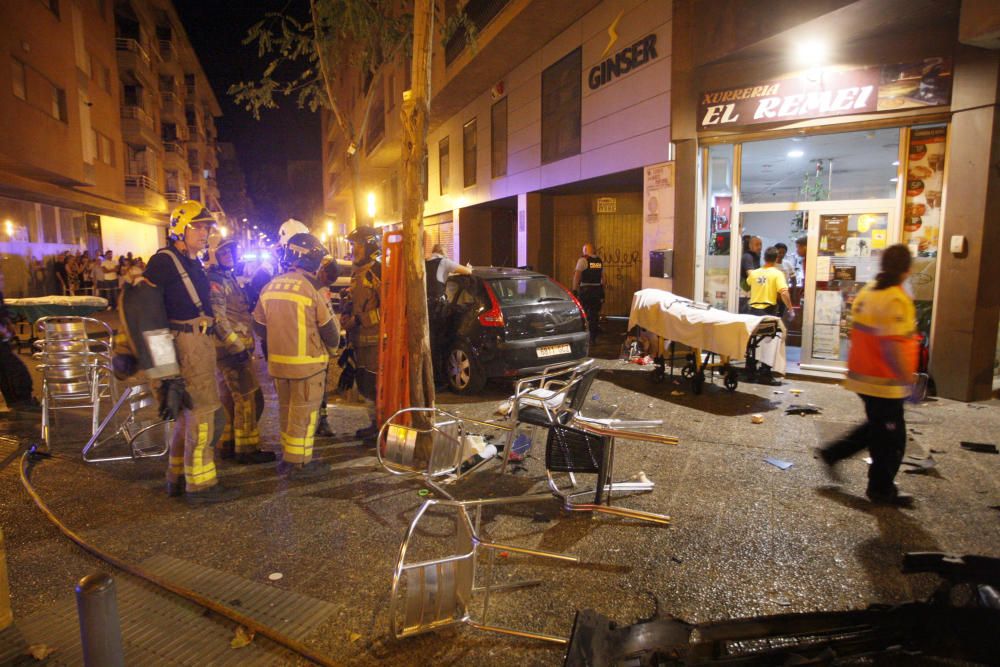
[0,0,224,296]
[321,0,672,317]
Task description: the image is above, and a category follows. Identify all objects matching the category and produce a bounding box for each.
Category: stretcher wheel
[651,365,666,383]
[681,365,695,380]
[724,372,738,392]
[692,371,705,395]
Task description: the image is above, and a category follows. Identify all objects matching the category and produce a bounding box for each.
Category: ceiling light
[890,177,899,182]
[787,150,804,158]
[891,160,899,166]
[793,38,828,68]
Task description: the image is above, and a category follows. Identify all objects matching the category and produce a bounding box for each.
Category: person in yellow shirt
[746,246,792,385]
[818,245,918,507]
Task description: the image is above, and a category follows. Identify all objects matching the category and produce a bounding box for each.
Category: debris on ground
[751,414,764,424]
[671,390,685,396]
[764,457,793,470]
[960,441,998,454]
[591,393,600,401]
[901,455,937,474]
[495,399,512,416]
[786,404,821,416]
[789,389,803,396]
[628,471,651,484]
[230,626,255,649]
[27,645,56,660]
[349,632,362,643]
[267,572,283,581]
[417,489,430,496]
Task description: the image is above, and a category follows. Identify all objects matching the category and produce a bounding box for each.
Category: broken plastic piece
[764,457,793,470]
[786,404,821,416]
[751,414,764,424]
[960,441,998,454]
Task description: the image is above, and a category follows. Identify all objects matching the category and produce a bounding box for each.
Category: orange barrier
[377,229,410,425]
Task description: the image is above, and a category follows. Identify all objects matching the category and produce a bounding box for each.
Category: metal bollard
[75,573,125,667]
[0,528,11,629]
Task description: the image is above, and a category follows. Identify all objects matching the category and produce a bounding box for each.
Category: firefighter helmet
[276,219,310,270]
[347,225,380,262]
[168,200,215,241]
[285,233,328,274]
[216,238,242,268]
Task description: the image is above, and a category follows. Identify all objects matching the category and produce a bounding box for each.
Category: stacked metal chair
[33,316,113,448]
[82,381,170,463]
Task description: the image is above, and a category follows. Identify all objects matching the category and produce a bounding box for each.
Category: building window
[49,83,67,121]
[38,0,60,19]
[541,47,581,164]
[11,59,26,100]
[95,132,114,165]
[422,154,429,202]
[439,136,450,195]
[463,119,477,188]
[189,185,202,202]
[491,97,507,178]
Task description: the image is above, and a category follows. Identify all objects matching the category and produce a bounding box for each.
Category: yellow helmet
[168,200,215,240]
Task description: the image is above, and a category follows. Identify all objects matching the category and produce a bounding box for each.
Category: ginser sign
[699,67,881,129]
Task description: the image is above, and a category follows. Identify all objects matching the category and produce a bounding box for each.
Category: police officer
[208,238,274,465]
[253,233,340,479]
[144,200,237,504]
[343,226,381,439]
[573,243,606,343]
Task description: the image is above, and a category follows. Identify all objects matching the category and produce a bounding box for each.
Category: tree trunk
[399,0,435,412]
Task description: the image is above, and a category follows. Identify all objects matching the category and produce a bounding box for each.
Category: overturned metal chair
[545,421,678,525]
[32,316,113,448]
[500,358,662,474]
[377,406,528,499]
[390,497,577,644]
[82,380,171,463]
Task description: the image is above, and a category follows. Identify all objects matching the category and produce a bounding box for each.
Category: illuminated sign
[588,34,658,90]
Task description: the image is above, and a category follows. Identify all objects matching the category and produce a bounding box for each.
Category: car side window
[444,278,461,303]
[456,284,478,307]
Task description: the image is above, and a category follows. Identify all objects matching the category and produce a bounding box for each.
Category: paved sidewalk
[1,341,998,665]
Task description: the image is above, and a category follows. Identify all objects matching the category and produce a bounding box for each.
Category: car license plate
[536,343,571,358]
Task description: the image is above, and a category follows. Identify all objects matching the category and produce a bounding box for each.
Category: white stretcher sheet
[628,289,787,374]
[6,296,108,308]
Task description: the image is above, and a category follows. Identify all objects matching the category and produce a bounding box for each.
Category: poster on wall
[903,126,946,258]
[642,162,675,290]
[644,163,672,225]
[819,215,848,253]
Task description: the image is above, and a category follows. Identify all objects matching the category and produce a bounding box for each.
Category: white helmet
[276,219,310,270]
[277,218,309,247]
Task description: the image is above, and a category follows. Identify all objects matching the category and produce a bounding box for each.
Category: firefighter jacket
[843,283,919,399]
[208,267,253,358]
[253,269,336,379]
[348,259,381,349]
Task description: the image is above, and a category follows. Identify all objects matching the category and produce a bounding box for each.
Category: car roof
[466,266,547,280]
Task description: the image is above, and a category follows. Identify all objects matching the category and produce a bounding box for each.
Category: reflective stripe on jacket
[843,283,918,399]
[253,269,334,379]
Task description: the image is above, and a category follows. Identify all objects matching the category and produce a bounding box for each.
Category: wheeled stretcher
[627,289,786,393]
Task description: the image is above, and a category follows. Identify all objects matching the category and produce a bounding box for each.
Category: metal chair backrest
[380,408,478,485]
[564,367,601,415]
[545,424,605,475]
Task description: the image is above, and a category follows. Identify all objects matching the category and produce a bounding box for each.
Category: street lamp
[367,192,376,220]
[325,219,334,255]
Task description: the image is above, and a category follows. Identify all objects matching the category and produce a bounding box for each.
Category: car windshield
[488,277,569,305]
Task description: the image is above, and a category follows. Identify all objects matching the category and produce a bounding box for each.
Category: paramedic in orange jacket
[818,244,918,507]
[253,233,341,480]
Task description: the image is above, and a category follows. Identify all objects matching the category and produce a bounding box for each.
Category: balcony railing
[445,0,511,64]
[115,38,152,69]
[125,174,158,190]
[120,105,153,125]
[161,91,179,106]
[163,142,187,158]
[159,39,175,61]
[164,190,187,204]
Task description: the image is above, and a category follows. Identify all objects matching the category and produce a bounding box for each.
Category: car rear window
[488,277,569,305]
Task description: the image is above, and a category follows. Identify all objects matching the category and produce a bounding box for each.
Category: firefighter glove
[158,378,191,421]
[229,349,251,365]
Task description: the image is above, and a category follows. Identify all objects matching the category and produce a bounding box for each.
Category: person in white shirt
[775,243,796,288]
[99,250,119,308]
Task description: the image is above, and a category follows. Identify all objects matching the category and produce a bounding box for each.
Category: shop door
[799,202,896,373]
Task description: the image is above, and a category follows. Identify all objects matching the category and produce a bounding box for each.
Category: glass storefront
[697,124,941,375]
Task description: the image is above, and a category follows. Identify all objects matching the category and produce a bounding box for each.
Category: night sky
[172,1,322,177]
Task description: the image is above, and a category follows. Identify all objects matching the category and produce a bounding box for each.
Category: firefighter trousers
[217,353,263,454]
[274,372,325,465]
[167,326,225,492]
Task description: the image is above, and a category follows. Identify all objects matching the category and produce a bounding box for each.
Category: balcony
[124,174,166,211]
[186,124,206,144]
[445,0,511,64]
[163,142,190,174]
[160,91,181,120]
[120,106,159,147]
[115,38,155,85]
[164,188,187,205]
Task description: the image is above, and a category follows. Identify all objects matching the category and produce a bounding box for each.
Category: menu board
[818,215,848,253]
[902,127,947,256]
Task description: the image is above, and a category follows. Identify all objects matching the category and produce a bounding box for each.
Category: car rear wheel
[447,343,486,395]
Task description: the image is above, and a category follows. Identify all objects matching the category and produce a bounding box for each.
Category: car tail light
[478,283,505,327]
[557,281,587,323]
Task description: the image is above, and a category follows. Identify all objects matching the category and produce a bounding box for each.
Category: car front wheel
[447,343,486,395]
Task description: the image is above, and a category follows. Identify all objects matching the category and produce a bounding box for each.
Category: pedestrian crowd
[31,250,147,307]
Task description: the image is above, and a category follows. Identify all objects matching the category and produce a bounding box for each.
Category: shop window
[463,118,477,188]
[58,208,75,244]
[439,136,450,195]
[541,47,581,164]
[702,144,733,309]
[11,59,26,100]
[491,97,507,178]
[40,205,58,243]
[0,196,35,242]
[740,129,898,204]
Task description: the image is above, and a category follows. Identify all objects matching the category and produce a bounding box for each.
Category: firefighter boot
[315,413,335,438]
[235,449,277,465]
[355,421,378,440]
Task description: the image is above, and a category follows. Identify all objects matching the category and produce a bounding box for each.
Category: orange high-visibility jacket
[843,283,918,399]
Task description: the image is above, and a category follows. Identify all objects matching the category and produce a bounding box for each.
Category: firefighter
[208,238,274,464]
[342,226,381,440]
[573,243,606,343]
[143,200,237,504]
[253,233,341,479]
